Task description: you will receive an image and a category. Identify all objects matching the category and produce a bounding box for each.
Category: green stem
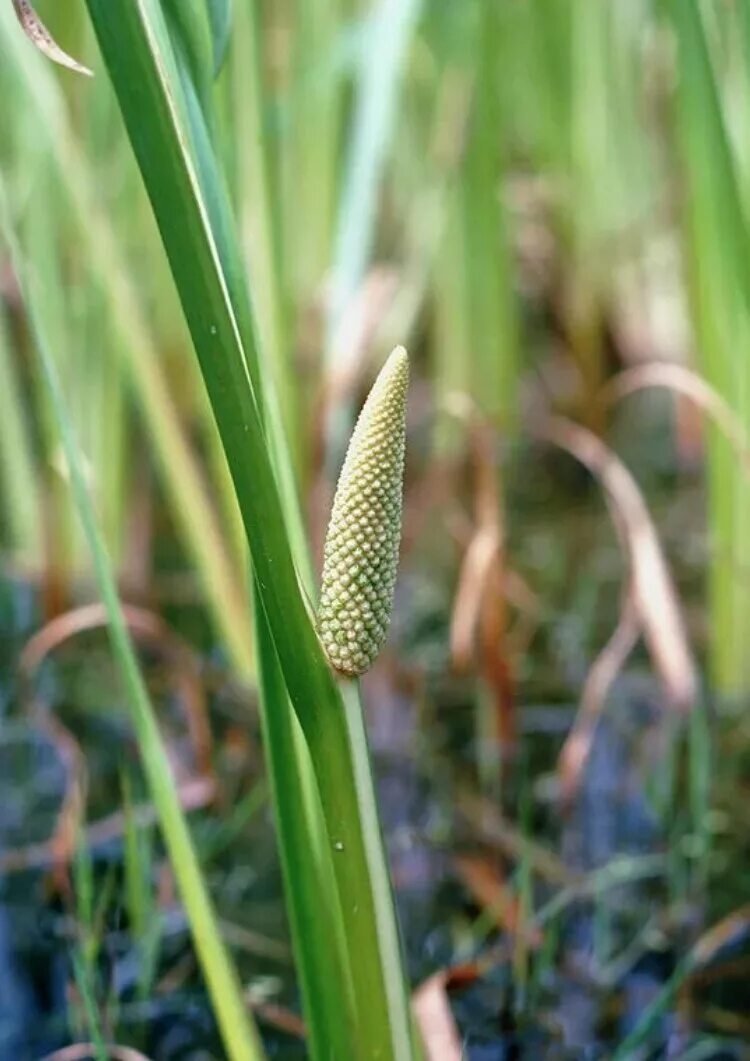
[253,588,357,1060]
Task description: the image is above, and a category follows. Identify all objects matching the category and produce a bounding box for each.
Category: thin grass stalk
[81,75,129,566]
[432,184,471,458]
[71,951,108,1061]
[728,0,750,211]
[327,0,423,356]
[283,0,342,315]
[230,0,299,471]
[0,189,265,1061]
[462,0,518,430]
[566,0,611,419]
[0,305,41,561]
[94,299,127,566]
[325,0,423,465]
[82,2,415,1055]
[121,773,155,944]
[524,0,571,171]
[20,162,82,583]
[667,0,750,692]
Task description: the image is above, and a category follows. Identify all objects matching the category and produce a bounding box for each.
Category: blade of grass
[462,0,518,430]
[0,304,41,560]
[162,0,214,116]
[19,159,82,580]
[325,0,423,464]
[207,0,232,76]
[0,185,265,1061]
[667,0,750,692]
[229,0,300,473]
[282,0,342,315]
[71,952,108,1061]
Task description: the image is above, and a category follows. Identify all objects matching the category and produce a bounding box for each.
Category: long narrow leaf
[668,0,750,691]
[82,1,415,1056]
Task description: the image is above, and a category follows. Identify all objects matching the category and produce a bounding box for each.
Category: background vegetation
[1,0,750,1057]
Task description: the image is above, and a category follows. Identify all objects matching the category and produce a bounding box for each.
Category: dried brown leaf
[413,972,463,1061]
[691,903,750,969]
[448,423,515,745]
[0,775,216,875]
[450,526,500,670]
[19,602,214,775]
[39,1046,151,1061]
[601,362,750,480]
[454,853,541,945]
[558,586,640,804]
[11,0,93,77]
[456,786,578,887]
[538,417,697,711]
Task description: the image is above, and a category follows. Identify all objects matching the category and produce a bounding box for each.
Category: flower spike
[319,347,409,676]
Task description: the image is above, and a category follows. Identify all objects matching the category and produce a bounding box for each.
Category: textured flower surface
[318,347,409,676]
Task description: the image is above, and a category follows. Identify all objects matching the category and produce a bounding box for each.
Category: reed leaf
[667,0,750,692]
[82,1,414,1055]
[325,0,423,464]
[0,305,41,560]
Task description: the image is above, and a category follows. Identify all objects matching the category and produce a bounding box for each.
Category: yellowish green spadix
[319,347,409,676]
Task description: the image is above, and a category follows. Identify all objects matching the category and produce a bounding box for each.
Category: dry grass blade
[39,1046,151,1061]
[11,0,92,76]
[39,710,86,886]
[538,416,697,712]
[690,903,750,970]
[456,786,577,887]
[19,602,214,775]
[412,972,463,1061]
[218,920,291,963]
[558,586,640,805]
[450,525,500,670]
[246,1000,306,1040]
[449,422,515,744]
[323,267,401,405]
[0,775,216,875]
[0,714,88,885]
[450,424,503,665]
[600,362,750,480]
[453,853,542,945]
[0,601,219,883]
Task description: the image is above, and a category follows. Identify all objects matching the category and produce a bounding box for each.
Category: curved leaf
[11,0,92,76]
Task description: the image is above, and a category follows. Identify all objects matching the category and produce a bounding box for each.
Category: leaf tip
[12,0,94,78]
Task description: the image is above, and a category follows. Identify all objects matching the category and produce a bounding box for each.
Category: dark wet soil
[2,411,750,1059]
